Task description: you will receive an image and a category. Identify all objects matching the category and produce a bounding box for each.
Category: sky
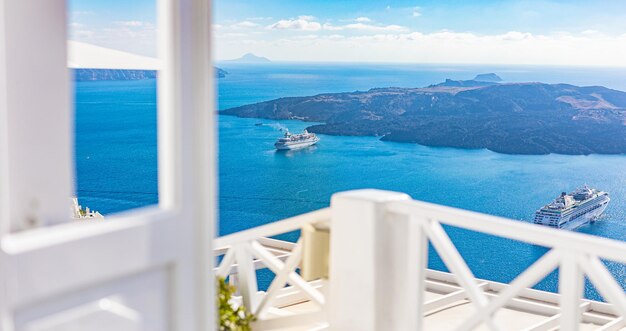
[68,0,626,66]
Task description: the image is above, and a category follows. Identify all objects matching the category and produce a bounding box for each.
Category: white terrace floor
[269,282,625,331]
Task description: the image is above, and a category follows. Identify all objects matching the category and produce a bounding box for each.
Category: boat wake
[267,123,289,132]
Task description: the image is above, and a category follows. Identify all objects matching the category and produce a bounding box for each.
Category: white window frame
[0,0,216,330]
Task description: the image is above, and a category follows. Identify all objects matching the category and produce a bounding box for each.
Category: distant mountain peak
[474,73,503,82]
[227,53,271,63]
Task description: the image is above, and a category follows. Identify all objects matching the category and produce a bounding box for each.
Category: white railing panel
[214,190,626,330]
[214,209,330,330]
[387,193,626,331]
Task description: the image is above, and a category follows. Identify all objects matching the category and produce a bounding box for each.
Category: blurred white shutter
[0,0,215,330]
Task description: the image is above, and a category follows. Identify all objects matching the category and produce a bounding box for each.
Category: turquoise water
[75,63,626,299]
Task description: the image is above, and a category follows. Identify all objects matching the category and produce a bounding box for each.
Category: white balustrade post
[329,189,419,331]
[234,242,259,313]
[559,250,583,331]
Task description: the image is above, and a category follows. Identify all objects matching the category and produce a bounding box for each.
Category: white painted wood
[214,208,330,248]
[521,314,560,331]
[212,190,626,330]
[414,217,429,329]
[0,0,9,239]
[249,239,324,312]
[252,239,305,318]
[251,311,326,331]
[597,317,625,331]
[522,302,589,331]
[0,0,215,330]
[559,251,583,331]
[425,221,501,331]
[579,256,626,318]
[234,243,259,314]
[216,248,236,278]
[328,189,410,331]
[1,0,72,232]
[156,0,215,327]
[380,211,422,330]
[2,210,176,309]
[456,249,561,331]
[424,283,489,314]
[0,1,10,328]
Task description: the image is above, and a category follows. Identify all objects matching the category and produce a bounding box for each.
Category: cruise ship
[274,129,319,150]
[534,186,610,230]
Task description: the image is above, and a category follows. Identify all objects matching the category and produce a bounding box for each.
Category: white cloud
[268,17,322,31]
[70,21,157,57]
[264,15,407,33]
[328,34,345,40]
[74,30,94,39]
[69,22,84,28]
[581,29,600,36]
[321,22,408,33]
[115,21,145,27]
[231,21,259,29]
[215,28,626,67]
[222,32,250,38]
[343,23,408,32]
[322,23,343,31]
[246,16,273,21]
[499,31,533,41]
[412,7,422,17]
[71,11,94,16]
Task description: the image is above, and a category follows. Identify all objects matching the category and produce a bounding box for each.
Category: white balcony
[215,189,626,331]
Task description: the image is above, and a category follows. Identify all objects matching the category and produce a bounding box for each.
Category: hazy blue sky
[68,0,626,65]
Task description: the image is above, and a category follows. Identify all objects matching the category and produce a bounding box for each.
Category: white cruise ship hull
[275,138,319,150]
[534,194,610,230]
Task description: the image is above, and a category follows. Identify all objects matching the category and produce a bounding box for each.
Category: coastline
[219,113,626,157]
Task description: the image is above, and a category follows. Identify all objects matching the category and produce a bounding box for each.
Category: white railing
[214,208,331,330]
[215,189,626,331]
[387,198,626,331]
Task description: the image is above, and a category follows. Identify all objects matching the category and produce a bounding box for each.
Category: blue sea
[74,63,626,299]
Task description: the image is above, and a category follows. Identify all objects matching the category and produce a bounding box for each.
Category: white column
[329,189,421,331]
[0,0,73,232]
[157,0,214,329]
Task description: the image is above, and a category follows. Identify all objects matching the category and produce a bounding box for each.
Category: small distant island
[74,67,228,81]
[222,73,626,155]
[474,73,503,82]
[225,53,271,63]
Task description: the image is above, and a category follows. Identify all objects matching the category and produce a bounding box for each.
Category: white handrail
[214,208,330,248]
[388,199,626,264]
